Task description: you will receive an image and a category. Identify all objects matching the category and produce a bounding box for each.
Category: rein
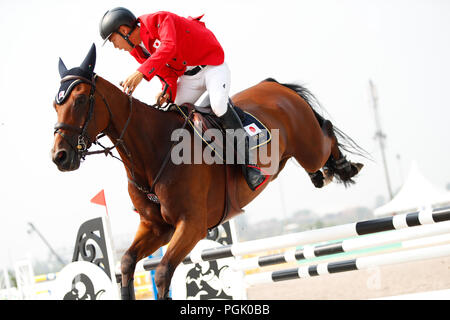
[54,75,194,204]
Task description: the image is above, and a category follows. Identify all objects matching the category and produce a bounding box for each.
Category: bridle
[53,74,193,204]
[53,73,151,197]
[54,74,133,161]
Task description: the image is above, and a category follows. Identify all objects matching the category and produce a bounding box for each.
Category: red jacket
[129,11,225,101]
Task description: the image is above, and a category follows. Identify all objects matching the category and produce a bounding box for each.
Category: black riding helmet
[99,7,137,47]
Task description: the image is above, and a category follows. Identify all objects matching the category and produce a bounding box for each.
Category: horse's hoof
[350,163,364,177]
[354,163,364,173]
[309,171,324,188]
[313,180,324,188]
[323,174,333,187]
[342,162,364,181]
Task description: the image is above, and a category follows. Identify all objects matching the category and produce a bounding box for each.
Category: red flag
[90,189,106,206]
[90,189,108,216]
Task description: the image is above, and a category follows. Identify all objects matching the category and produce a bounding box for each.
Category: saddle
[173,102,272,163]
[171,100,272,226]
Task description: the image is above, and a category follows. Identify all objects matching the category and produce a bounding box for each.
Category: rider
[99,7,267,191]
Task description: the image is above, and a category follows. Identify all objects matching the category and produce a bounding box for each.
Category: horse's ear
[58,58,67,78]
[80,43,96,74]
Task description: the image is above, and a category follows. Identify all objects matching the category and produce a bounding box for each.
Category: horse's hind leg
[120,220,173,300]
[308,170,326,188]
[305,120,335,188]
[154,217,207,299]
[324,121,364,186]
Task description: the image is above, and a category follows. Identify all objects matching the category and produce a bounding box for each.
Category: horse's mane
[263,78,371,160]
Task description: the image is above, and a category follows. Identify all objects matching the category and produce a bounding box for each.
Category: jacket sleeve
[156,65,179,102]
[137,14,177,82]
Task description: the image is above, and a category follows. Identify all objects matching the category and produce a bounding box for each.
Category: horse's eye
[75,95,88,106]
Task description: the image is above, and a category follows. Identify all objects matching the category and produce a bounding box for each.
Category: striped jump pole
[245,242,450,285]
[233,220,450,271]
[143,206,450,271]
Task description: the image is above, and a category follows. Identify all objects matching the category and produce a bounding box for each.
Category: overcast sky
[1,0,450,269]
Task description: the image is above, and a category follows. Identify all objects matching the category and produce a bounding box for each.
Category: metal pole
[369,80,394,200]
[27,222,66,266]
[396,154,404,186]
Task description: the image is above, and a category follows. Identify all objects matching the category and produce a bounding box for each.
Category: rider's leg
[174,73,207,106]
[219,104,268,191]
[203,62,231,117]
[202,63,268,191]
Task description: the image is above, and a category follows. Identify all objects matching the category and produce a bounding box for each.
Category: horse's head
[51,43,110,171]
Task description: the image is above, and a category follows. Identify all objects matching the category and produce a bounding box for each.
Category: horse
[51,44,365,299]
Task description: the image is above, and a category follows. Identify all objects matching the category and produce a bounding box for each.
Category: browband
[61,75,95,85]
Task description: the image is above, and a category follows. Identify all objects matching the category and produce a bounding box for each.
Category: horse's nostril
[54,150,68,165]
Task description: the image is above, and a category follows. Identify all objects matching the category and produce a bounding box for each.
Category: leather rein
[53,75,193,204]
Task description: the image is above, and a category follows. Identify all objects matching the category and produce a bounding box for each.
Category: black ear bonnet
[55,43,96,104]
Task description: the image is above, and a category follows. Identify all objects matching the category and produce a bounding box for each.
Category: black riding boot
[219,102,267,191]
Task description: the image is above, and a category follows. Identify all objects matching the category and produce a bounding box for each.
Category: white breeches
[174,62,231,117]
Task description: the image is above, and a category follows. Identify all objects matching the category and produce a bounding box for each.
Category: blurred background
[0,0,449,296]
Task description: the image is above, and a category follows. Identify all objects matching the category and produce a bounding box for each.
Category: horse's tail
[263,78,371,185]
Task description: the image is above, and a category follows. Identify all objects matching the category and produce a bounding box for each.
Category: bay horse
[51,44,365,299]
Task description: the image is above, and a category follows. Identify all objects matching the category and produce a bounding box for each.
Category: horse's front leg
[120,218,173,300]
[154,215,207,299]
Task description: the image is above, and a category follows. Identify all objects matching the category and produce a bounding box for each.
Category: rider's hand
[156,91,171,106]
[120,71,144,95]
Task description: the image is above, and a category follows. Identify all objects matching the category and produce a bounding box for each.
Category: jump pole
[244,242,450,285]
[143,206,450,271]
[233,220,450,271]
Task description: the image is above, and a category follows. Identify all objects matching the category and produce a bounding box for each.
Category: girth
[173,103,244,229]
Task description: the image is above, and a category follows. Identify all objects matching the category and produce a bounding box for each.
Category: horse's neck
[96,76,177,183]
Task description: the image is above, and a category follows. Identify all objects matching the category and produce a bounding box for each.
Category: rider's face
[109,26,134,52]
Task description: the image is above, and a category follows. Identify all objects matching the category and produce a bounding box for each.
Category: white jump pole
[233,220,450,271]
[245,242,450,285]
[143,206,450,270]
